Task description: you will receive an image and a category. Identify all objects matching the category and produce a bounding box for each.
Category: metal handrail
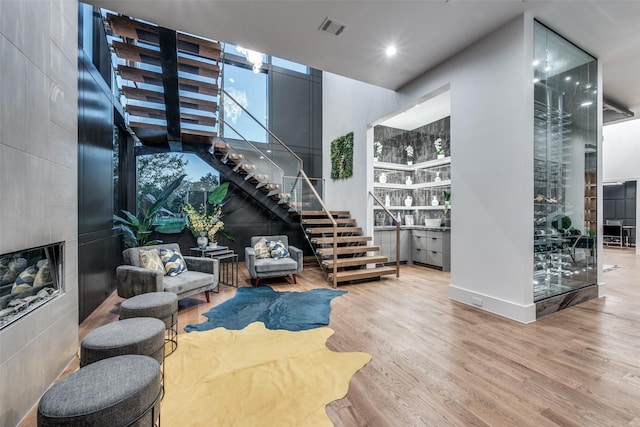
[301,169,338,288]
[218,118,284,176]
[369,191,400,278]
[220,88,303,169]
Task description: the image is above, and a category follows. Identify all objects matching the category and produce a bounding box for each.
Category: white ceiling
[87,0,640,118]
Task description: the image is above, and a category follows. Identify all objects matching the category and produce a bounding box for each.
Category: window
[271,56,308,74]
[221,64,268,143]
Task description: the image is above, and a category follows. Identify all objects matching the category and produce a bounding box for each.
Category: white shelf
[373,179,451,189]
[373,157,451,171]
[374,205,448,210]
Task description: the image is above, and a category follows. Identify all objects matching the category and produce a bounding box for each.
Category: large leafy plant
[114,174,186,248]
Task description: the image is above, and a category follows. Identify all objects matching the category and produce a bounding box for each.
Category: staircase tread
[323,256,389,268]
[301,210,351,216]
[317,246,381,256]
[306,227,362,234]
[117,65,219,96]
[312,236,372,244]
[302,218,355,225]
[331,266,397,282]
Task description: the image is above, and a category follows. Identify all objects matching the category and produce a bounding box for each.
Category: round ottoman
[80,317,165,368]
[37,355,161,426]
[120,292,178,356]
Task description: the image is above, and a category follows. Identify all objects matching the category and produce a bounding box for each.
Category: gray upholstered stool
[37,355,161,426]
[120,292,179,356]
[80,317,165,368]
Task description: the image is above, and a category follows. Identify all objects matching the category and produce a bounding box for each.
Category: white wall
[0,1,79,425]
[323,15,537,322]
[322,73,399,228]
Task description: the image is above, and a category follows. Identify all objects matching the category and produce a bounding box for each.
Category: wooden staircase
[302,210,397,286]
[105,13,397,287]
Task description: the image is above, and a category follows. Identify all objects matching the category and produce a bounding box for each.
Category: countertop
[374,226,451,231]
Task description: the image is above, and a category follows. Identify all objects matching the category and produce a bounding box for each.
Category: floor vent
[318,17,346,36]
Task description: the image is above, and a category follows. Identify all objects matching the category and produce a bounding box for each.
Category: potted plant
[405,146,414,165]
[373,140,383,161]
[183,182,235,248]
[434,138,445,159]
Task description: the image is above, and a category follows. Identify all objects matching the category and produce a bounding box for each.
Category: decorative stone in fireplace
[0,242,64,330]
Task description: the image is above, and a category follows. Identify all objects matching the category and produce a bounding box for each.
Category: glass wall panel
[221,64,268,143]
[533,21,598,302]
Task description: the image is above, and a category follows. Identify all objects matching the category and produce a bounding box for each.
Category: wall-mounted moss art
[330,132,353,179]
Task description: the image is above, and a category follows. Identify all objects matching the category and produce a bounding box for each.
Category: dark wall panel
[77,47,120,322]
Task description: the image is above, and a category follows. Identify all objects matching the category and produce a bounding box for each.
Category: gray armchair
[245,235,303,286]
[116,243,219,302]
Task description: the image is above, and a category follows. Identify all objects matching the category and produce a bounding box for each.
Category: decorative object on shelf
[373,140,383,162]
[405,145,414,165]
[434,171,441,182]
[406,175,412,186]
[330,132,354,179]
[197,232,208,249]
[404,195,413,207]
[379,172,387,184]
[424,218,441,227]
[431,195,439,206]
[441,190,451,226]
[385,194,390,206]
[405,215,414,226]
[434,138,445,159]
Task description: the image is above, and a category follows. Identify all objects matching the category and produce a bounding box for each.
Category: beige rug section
[162,322,371,427]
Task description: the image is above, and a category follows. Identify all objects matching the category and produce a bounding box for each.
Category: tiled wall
[373,116,451,163]
[0,1,79,425]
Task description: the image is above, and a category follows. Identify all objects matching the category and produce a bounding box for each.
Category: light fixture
[533,78,540,83]
[565,76,571,81]
[236,46,265,73]
[532,59,540,66]
[544,65,551,72]
[581,101,593,107]
[385,46,396,56]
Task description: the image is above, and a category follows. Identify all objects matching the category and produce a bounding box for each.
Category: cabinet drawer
[412,248,427,264]
[427,237,443,252]
[426,250,443,267]
[412,234,428,250]
[426,230,444,239]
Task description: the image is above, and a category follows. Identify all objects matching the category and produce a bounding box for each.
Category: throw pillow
[138,249,165,274]
[160,248,188,277]
[254,237,270,259]
[267,240,290,260]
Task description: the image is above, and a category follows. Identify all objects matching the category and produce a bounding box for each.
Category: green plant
[330,132,354,179]
[114,174,186,248]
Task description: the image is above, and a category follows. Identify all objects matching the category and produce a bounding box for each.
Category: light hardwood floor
[18,248,640,426]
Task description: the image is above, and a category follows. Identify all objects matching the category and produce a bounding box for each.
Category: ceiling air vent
[318,17,346,36]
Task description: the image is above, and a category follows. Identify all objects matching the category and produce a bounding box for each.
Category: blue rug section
[185,286,347,332]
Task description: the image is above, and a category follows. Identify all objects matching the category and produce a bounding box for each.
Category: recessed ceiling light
[565,76,571,81]
[385,46,397,56]
[532,59,540,66]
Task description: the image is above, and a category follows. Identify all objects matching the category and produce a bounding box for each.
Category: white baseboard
[448,284,536,324]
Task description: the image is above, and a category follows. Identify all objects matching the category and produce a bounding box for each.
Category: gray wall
[0,1,79,425]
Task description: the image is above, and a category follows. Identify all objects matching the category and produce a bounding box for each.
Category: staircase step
[323,256,388,269]
[258,183,280,192]
[121,87,218,113]
[306,227,362,235]
[312,236,372,245]
[117,65,219,96]
[130,121,217,139]
[270,193,291,200]
[302,218,355,226]
[126,104,165,120]
[301,210,351,217]
[181,112,217,127]
[107,14,221,61]
[317,245,380,256]
[330,266,397,283]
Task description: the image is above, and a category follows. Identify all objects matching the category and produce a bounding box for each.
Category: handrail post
[369,191,400,278]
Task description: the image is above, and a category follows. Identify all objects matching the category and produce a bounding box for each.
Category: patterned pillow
[267,240,290,260]
[159,248,188,277]
[138,249,165,274]
[253,238,270,259]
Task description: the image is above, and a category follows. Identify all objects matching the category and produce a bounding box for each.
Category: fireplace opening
[0,242,64,330]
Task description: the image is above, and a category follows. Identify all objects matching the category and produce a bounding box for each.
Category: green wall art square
[330,132,354,179]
